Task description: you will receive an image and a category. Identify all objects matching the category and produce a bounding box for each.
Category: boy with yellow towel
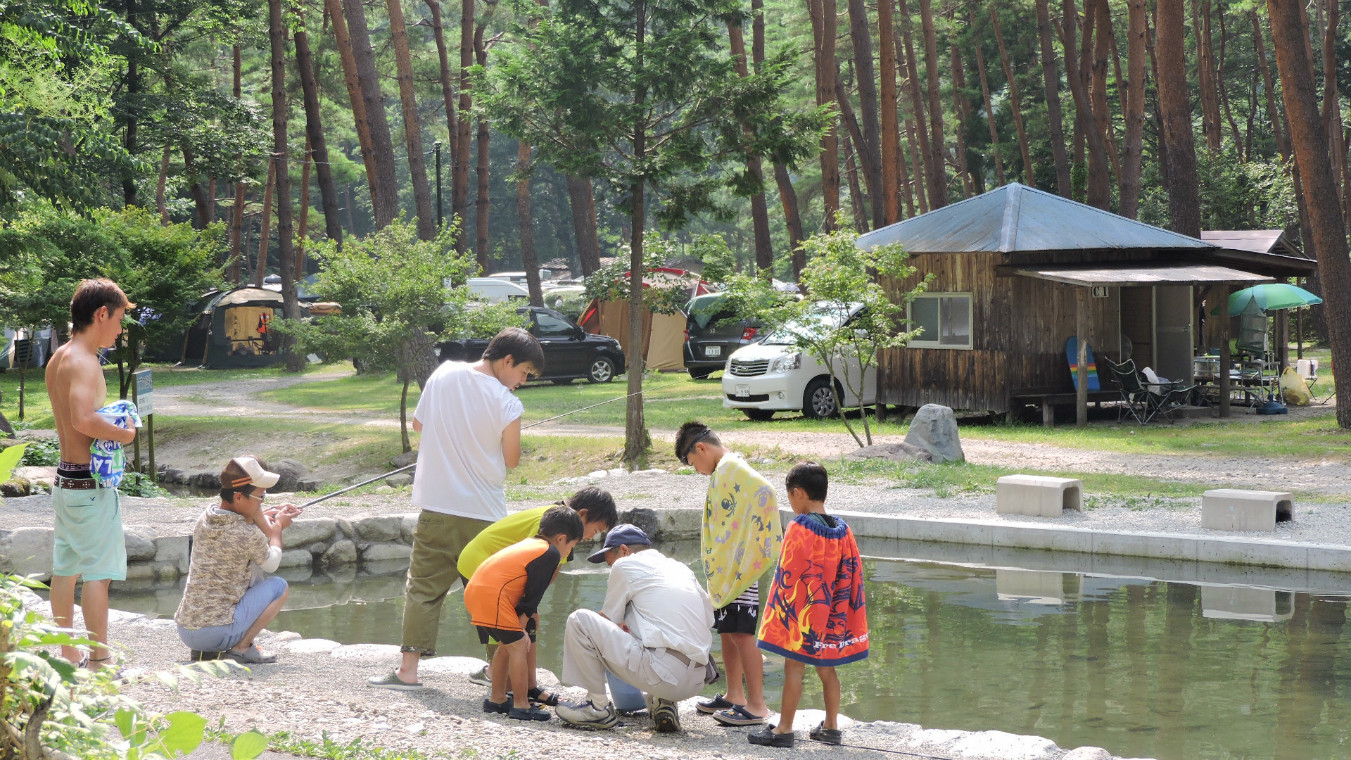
[675,421,783,726]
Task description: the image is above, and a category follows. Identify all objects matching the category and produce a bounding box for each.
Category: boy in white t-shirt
[369,327,544,690]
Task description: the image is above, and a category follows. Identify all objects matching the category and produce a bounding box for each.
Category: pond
[111,540,1351,760]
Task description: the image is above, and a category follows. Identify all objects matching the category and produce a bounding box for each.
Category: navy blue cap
[586,523,652,563]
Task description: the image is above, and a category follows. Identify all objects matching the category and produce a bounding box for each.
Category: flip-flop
[696,693,739,714]
[528,686,560,706]
[712,704,766,726]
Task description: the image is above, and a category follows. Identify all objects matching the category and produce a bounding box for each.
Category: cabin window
[907,293,972,349]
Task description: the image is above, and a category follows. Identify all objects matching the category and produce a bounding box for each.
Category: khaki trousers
[400,511,490,655]
[562,609,706,706]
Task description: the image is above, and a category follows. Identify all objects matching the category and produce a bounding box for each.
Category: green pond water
[115,543,1350,760]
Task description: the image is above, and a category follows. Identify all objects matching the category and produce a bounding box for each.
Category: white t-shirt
[411,361,524,519]
[601,549,714,665]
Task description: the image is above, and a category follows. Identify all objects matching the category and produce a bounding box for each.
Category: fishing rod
[297,384,658,509]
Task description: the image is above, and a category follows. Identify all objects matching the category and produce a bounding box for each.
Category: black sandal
[528,686,560,706]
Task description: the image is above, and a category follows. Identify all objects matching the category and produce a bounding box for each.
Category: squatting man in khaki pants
[555,524,716,732]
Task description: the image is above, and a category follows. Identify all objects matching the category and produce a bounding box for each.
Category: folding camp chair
[1104,358,1180,424]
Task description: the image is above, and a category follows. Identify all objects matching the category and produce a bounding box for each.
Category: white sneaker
[468,665,491,687]
[555,700,619,730]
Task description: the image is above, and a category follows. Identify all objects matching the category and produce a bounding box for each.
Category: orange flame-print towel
[756,514,868,666]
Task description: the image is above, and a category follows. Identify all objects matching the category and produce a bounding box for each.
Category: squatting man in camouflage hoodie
[174,455,300,664]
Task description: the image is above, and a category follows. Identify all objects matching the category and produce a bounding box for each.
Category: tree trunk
[1321,0,1347,223]
[1251,10,1288,159]
[326,0,378,222]
[809,0,840,229]
[841,128,868,226]
[566,176,602,276]
[386,0,437,240]
[255,157,275,287]
[728,18,774,274]
[1157,0,1201,236]
[1035,0,1071,195]
[156,144,172,224]
[1058,2,1110,208]
[230,44,246,280]
[898,0,934,209]
[1089,0,1122,187]
[341,0,400,229]
[122,0,139,208]
[973,33,1006,185]
[1061,0,1087,185]
[846,0,884,228]
[425,0,460,227]
[1216,9,1244,157]
[454,0,476,250]
[773,163,807,277]
[624,0,651,467]
[298,141,311,275]
[1266,0,1351,426]
[836,74,872,229]
[474,2,497,272]
[948,37,974,197]
[268,0,303,372]
[917,0,945,207]
[990,8,1033,185]
[294,26,344,247]
[516,142,544,305]
[1119,0,1147,219]
[878,0,902,223]
[182,146,212,229]
[1195,0,1223,152]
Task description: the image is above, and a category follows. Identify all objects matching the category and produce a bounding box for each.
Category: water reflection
[114,545,1350,760]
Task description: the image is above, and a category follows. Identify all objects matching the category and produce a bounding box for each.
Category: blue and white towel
[91,399,142,488]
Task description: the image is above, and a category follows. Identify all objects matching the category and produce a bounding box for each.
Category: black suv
[438,306,626,384]
[683,293,762,380]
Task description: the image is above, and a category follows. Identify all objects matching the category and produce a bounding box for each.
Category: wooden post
[1218,284,1231,417]
[1077,287,1089,427]
[147,415,156,483]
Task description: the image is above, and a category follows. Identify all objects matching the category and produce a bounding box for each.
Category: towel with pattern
[701,452,782,608]
[756,513,869,666]
[91,399,142,488]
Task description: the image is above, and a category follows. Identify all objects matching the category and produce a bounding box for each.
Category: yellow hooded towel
[702,453,783,608]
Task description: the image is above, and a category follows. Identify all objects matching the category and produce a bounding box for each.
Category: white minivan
[721,303,877,420]
[465,277,530,303]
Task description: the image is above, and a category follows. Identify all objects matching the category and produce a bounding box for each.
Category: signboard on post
[133,369,153,416]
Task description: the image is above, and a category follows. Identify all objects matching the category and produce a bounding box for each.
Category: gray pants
[562,609,706,706]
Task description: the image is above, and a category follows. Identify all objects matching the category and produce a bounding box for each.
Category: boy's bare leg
[79,579,112,664]
[504,639,531,710]
[396,651,421,684]
[774,659,805,735]
[525,638,538,691]
[489,644,513,704]
[728,632,769,717]
[49,575,81,663]
[816,665,840,730]
[719,632,747,705]
[230,587,289,654]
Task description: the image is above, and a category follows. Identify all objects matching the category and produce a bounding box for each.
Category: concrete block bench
[1201,489,1293,532]
[995,475,1083,517]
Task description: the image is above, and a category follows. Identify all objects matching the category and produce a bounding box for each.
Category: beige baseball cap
[220,456,280,490]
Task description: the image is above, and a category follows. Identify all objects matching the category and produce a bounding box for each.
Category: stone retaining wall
[0,506,701,582]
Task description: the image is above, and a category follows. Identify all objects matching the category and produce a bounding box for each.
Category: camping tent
[577,268,712,372]
[180,287,290,369]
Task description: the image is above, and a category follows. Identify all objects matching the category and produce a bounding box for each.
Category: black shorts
[713,583,760,635]
[477,617,537,646]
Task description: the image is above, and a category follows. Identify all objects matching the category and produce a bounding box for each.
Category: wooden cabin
[858,184,1317,424]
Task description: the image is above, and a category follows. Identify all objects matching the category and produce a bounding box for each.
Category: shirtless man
[45,279,138,668]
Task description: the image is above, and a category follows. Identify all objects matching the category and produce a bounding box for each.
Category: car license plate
[735,384,750,398]
[705,346,721,357]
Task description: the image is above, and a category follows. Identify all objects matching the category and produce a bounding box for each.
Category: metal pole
[434,141,443,229]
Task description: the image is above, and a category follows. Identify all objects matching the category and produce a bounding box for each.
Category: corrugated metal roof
[1015,264,1274,287]
[856,183,1215,254]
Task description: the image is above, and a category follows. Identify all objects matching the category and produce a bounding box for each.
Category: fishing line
[297,378,682,509]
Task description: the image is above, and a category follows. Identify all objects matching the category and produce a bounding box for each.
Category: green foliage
[1,573,261,759]
[261,730,433,759]
[0,443,24,481]
[0,204,226,395]
[735,217,933,445]
[117,471,170,498]
[1138,149,1297,231]
[581,232,701,315]
[293,219,520,377]
[19,438,58,467]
